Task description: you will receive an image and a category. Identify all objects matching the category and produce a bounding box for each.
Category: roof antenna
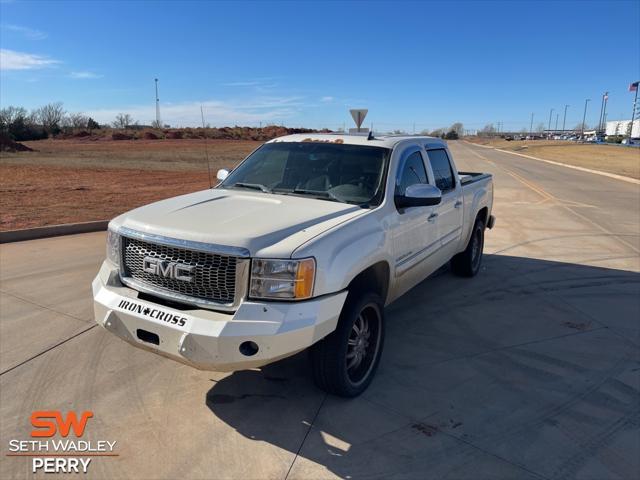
[200,105,213,188]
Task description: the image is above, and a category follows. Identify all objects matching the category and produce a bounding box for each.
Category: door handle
[428,213,439,222]
[454,200,463,209]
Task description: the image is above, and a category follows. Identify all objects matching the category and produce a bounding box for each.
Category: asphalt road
[1,141,638,479]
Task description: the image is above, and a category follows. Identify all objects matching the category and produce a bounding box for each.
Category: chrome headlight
[106,228,120,267]
[249,258,315,300]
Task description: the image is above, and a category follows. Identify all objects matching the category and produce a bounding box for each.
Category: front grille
[121,236,238,305]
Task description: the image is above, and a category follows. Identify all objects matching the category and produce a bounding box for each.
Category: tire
[451,216,485,277]
[310,291,385,397]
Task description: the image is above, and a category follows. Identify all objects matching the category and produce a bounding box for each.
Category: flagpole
[630,82,639,141]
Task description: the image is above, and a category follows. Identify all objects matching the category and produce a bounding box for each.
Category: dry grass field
[0,139,261,230]
[465,138,640,179]
[2,137,638,231]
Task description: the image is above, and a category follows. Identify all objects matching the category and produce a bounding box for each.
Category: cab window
[397,151,427,195]
[427,149,456,192]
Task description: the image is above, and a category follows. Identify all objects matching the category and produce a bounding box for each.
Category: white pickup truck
[93,133,494,396]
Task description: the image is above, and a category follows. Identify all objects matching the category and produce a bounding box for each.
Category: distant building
[583,130,597,139]
[606,119,640,137]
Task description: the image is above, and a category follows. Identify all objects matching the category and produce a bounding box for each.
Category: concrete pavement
[0,141,638,479]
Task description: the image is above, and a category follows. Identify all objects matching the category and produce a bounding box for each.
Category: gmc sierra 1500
[93,133,494,396]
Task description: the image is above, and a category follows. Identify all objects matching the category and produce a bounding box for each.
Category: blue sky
[1,0,639,132]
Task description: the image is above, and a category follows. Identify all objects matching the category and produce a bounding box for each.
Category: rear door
[426,148,463,258]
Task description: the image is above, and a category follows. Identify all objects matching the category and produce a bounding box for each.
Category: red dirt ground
[1,139,260,230]
[0,164,211,230]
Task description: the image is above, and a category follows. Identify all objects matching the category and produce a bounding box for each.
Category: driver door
[391,147,442,295]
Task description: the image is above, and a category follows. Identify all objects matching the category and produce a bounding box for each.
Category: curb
[0,220,109,244]
[467,142,495,149]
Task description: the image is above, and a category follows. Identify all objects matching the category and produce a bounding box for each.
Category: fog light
[239,341,259,357]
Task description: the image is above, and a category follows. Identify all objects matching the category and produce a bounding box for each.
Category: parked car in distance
[93,134,495,396]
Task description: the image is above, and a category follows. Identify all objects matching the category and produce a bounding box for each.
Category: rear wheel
[311,292,384,397]
[451,216,485,277]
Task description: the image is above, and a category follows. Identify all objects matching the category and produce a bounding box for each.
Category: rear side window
[427,149,455,192]
[397,151,427,195]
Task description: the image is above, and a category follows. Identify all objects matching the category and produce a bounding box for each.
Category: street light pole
[581,99,590,138]
[154,78,161,127]
[601,93,609,137]
[562,104,569,132]
[548,108,554,136]
[597,93,605,133]
[530,112,534,137]
[555,113,559,132]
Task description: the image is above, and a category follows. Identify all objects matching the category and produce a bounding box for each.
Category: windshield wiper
[230,182,271,193]
[274,188,342,202]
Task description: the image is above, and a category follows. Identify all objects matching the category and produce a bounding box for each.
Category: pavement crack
[0,288,90,324]
[440,429,552,480]
[0,324,97,376]
[284,392,327,480]
[421,326,608,371]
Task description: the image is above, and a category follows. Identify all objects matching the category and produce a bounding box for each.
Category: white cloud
[320,96,334,103]
[86,97,305,127]
[2,24,47,40]
[0,49,59,70]
[222,77,279,89]
[223,81,263,87]
[69,71,102,79]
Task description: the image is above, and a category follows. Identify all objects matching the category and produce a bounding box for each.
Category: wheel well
[347,262,390,302]
[477,207,489,227]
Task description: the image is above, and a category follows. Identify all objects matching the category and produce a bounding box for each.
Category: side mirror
[216,169,229,182]
[395,184,442,209]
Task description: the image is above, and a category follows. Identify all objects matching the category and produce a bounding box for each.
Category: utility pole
[530,112,534,137]
[548,108,554,136]
[154,78,161,127]
[581,99,590,138]
[562,104,569,132]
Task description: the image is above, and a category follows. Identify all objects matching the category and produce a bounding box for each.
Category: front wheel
[310,292,385,397]
[451,216,485,277]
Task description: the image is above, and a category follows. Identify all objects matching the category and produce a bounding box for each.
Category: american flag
[630,81,639,92]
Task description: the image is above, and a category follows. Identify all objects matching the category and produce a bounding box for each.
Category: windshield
[220,141,390,206]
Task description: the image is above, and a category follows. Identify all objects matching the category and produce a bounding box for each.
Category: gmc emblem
[143,256,195,282]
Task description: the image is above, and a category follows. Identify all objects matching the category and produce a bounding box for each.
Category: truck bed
[459,171,492,186]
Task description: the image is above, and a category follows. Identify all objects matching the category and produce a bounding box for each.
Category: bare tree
[0,106,28,129]
[27,109,39,126]
[112,113,134,129]
[479,123,496,137]
[151,119,162,129]
[36,102,65,133]
[574,122,588,132]
[68,112,89,129]
[536,122,545,133]
[450,122,464,136]
[426,128,445,137]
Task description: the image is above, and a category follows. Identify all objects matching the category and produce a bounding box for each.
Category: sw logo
[7,410,117,474]
[31,410,93,438]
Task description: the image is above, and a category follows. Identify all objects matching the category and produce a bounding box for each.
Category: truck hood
[114,188,367,257]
